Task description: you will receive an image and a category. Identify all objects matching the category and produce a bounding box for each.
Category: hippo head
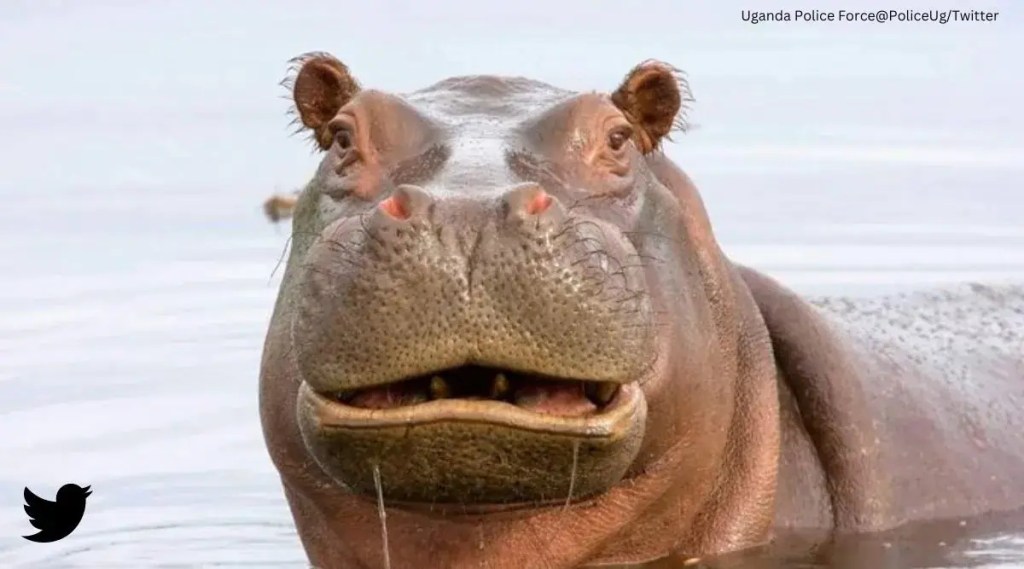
[261,53,779,566]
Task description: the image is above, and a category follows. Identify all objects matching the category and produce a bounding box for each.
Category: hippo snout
[289,179,656,503]
[293,182,656,396]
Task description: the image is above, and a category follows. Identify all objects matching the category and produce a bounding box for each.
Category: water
[0,1,1022,567]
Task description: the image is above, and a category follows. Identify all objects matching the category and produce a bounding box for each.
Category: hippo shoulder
[740,267,1024,530]
[811,283,1024,521]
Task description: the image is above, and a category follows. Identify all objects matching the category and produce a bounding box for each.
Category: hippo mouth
[326,365,623,416]
[297,363,648,505]
[302,363,643,433]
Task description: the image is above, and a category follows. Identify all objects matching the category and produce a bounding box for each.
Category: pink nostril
[380,195,410,220]
[526,191,553,215]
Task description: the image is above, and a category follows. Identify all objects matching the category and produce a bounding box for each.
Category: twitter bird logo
[22,484,92,543]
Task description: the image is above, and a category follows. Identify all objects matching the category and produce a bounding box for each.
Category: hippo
[259,52,1024,568]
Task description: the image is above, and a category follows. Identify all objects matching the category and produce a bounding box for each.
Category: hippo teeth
[585,382,619,406]
[429,375,450,399]
[490,373,511,400]
[328,366,625,415]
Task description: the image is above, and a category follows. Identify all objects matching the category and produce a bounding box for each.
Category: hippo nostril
[526,191,553,215]
[502,183,560,222]
[377,184,433,222]
[379,195,410,220]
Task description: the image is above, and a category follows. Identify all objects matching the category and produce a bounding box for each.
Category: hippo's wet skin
[259,52,1024,568]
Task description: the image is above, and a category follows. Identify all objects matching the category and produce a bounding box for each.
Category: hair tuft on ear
[611,60,695,154]
[281,52,361,151]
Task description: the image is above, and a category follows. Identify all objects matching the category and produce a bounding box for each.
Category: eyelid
[600,111,632,131]
[327,114,356,134]
[610,123,634,139]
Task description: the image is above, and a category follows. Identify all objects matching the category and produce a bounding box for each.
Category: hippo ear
[610,60,693,154]
[284,52,361,150]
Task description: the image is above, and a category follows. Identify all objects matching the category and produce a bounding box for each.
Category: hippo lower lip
[302,370,640,433]
[296,377,647,505]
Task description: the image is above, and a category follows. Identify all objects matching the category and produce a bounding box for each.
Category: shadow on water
[616,509,1024,569]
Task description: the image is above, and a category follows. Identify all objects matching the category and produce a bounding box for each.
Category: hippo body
[259,53,1024,568]
[758,277,1024,532]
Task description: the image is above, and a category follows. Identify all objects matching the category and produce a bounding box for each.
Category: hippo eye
[333,129,353,151]
[607,126,633,152]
